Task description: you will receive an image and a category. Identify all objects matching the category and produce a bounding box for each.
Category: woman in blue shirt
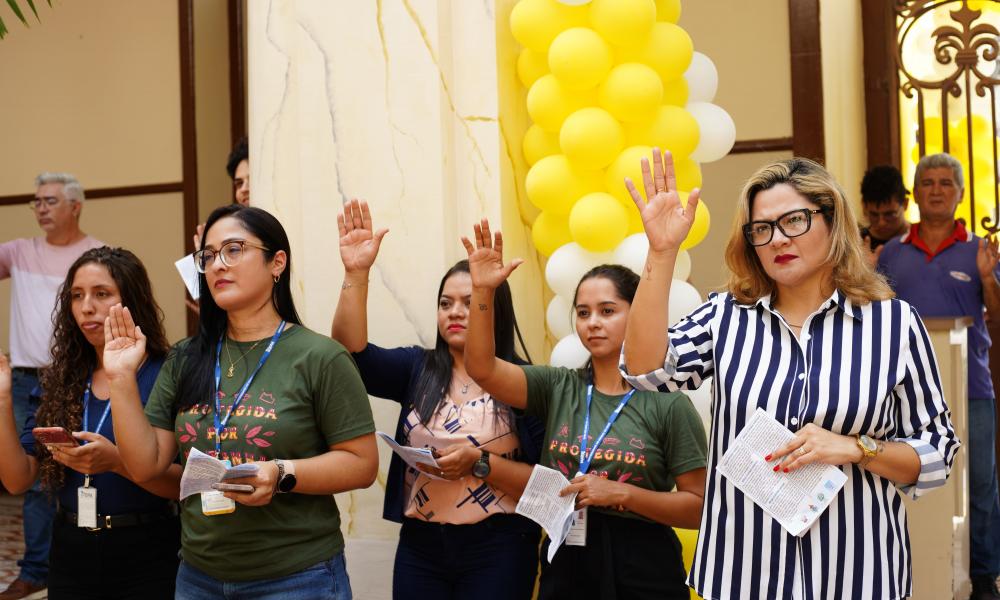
[331,199,543,600]
[0,247,180,599]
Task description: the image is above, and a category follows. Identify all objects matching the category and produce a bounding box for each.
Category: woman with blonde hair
[620,150,959,599]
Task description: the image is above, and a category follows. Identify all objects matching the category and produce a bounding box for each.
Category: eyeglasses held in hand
[193,240,270,273]
[742,208,827,247]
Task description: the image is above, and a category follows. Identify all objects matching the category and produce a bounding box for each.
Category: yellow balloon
[517,48,549,88]
[569,192,629,252]
[674,528,701,600]
[680,195,710,250]
[532,211,573,256]
[528,74,597,132]
[604,145,653,204]
[662,76,689,106]
[655,0,682,23]
[523,124,561,165]
[675,156,703,191]
[626,105,700,159]
[548,28,613,91]
[510,0,589,52]
[625,201,644,234]
[526,154,603,215]
[589,0,656,46]
[560,107,625,169]
[599,63,663,123]
[616,22,693,82]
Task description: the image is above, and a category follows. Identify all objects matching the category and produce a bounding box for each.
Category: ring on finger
[796,447,806,457]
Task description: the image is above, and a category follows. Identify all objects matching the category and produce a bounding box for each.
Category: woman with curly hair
[0,246,181,599]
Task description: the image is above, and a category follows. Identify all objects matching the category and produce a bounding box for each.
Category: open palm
[624,148,701,253]
[461,219,523,290]
[103,304,147,381]
[337,199,388,273]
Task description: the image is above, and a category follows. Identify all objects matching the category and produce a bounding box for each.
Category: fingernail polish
[773,464,780,472]
[783,468,789,473]
[764,454,772,461]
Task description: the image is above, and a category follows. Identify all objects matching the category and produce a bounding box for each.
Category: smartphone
[32,427,79,447]
[211,482,255,493]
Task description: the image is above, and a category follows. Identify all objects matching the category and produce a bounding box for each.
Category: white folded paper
[376,431,445,480]
[717,408,847,537]
[515,465,579,562]
[175,253,201,300]
[180,447,260,500]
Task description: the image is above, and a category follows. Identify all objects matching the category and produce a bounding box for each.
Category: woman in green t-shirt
[463,220,709,600]
[103,205,378,600]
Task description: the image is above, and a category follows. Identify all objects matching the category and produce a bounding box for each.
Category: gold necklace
[225,338,263,378]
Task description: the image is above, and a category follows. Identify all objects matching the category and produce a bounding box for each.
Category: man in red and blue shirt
[878,153,1000,600]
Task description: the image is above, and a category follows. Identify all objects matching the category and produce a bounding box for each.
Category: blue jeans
[392,516,539,600]
[969,397,1000,577]
[11,370,55,586]
[175,554,351,600]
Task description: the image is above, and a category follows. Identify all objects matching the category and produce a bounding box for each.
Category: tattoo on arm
[478,304,488,311]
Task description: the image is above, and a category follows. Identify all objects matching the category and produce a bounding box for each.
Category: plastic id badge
[77,487,98,528]
[565,507,587,546]
[201,490,236,516]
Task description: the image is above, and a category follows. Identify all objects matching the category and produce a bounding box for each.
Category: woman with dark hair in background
[331,200,543,600]
[0,247,180,599]
[105,205,377,600]
[462,219,709,600]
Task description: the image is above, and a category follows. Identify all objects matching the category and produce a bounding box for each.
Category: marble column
[247,0,545,545]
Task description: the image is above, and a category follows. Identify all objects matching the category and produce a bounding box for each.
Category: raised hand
[624,147,700,253]
[103,304,147,382]
[977,234,999,280]
[460,218,523,290]
[337,199,388,273]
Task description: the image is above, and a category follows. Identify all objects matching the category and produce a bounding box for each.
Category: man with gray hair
[0,172,103,600]
[878,153,1000,600]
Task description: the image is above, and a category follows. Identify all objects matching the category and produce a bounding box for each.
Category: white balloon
[611,233,648,275]
[668,279,702,326]
[683,377,714,431]
[674,249,692,281]
[687,102,736,163]
[611,234,691,281]
[545,243,613,299]
[684,52,718,103]
[546,295,575,340]
[550,334,590,368]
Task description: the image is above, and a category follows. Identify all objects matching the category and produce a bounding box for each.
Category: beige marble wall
[247,0,546,542]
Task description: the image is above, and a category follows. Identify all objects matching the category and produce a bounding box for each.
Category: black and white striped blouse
[621,290,959,600]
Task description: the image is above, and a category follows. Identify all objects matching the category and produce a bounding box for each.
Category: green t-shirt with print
[145,325,375,581]
[522,365,707,519]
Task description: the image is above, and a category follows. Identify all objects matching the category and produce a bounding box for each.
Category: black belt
[57,507,176,531]
[12,367,39,376]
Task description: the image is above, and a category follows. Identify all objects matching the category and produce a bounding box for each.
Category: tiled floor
[0,494,45,599]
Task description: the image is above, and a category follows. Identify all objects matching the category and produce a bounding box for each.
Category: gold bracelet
[342,280,369,290]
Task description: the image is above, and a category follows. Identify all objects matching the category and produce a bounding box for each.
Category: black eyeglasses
[743,208,827,247]
[193,240,269,273]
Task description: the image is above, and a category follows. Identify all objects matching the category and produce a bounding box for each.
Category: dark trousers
[538,510,690,600]
[47,515,180,600]
[392,515,539,600]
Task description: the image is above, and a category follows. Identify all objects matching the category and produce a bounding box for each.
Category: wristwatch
[472,451,491,479]
[855,435,882,468]
[275,459,297,494]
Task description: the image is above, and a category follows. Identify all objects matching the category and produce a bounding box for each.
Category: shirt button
[802,334,810,340]
[797,373,805,381]
[790,417,799,426]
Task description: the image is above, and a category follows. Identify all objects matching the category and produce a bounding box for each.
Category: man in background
[861,164,910,250]
[0,173,104,600]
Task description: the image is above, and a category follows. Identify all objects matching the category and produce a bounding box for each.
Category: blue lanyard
[577,385,636,476]
[213,321,285,455]
[81,376,112,442]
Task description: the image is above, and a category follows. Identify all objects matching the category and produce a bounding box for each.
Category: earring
[273,275,280,283]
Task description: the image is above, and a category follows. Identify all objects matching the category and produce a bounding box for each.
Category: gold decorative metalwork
[896,0,1000,232]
